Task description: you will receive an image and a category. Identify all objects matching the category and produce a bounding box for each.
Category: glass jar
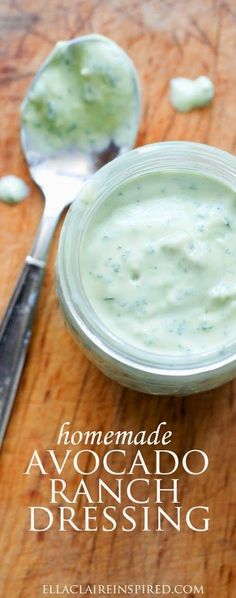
[57,141,236,395]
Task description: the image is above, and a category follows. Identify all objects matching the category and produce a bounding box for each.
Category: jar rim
[57,141,236,377]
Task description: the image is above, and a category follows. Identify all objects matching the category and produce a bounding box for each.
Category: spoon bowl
[20,34,141,209]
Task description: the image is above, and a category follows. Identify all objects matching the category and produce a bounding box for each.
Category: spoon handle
[0,207,60,447]
[0,261,44,446]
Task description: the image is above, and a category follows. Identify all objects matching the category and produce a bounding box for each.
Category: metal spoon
[0,34,141,446]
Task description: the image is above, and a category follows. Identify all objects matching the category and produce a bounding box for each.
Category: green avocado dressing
[21,34,141,157]
[80,171,236,356]
[0,175,29,204]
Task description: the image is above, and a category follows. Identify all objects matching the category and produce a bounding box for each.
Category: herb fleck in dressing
[81,172,236,356]
[21,34,140,157]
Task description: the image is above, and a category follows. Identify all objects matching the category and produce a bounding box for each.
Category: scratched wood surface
[0,1,236,596]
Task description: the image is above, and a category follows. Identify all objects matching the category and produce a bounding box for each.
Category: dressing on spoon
[21,34,141,159]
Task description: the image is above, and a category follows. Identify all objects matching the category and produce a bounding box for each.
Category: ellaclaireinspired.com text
[42,584,204,595]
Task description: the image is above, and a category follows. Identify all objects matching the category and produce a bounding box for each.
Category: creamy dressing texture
[81,172,236,356]
[0,175,29,204]
[170,76,214,112]
[21,34,140,157]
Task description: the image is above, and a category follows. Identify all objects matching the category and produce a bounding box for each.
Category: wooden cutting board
[0,1,235,596]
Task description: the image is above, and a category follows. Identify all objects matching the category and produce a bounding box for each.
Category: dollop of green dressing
[0,175,29,204]
[170,76,214,112]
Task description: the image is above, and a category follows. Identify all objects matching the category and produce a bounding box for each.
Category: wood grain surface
[0,1,236,596]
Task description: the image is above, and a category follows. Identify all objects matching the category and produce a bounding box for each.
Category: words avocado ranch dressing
[80,171,236,357]
[21,34,140,157]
